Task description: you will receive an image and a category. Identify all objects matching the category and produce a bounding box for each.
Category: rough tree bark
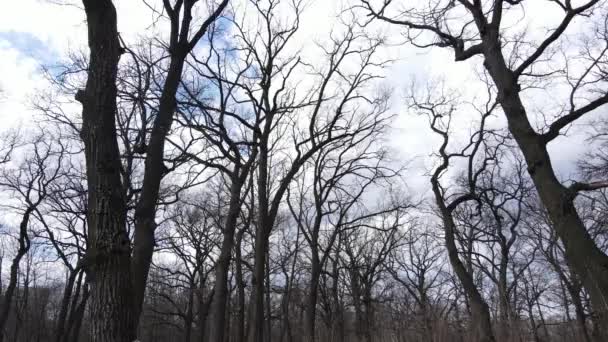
[79,1,134,341]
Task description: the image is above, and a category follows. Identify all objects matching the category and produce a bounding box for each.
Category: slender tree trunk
[306,251,321,342]
[21,262,30,342]
[420,298,433,342]
[55,268,79,342]
[184,286,194,342]
[0,254,3,298]
[434,197,495,342]
[331,245,344,342]
[265,253,272,342]
[65,269,84,339]
[197,285,214,342]
[235,229,246,342]
[12,286,21,342]
[0,209,32,342]
[536,300,549,340]
[572,294,591,342]
[223,295,231,342]
[68,283,89,342]
[350,272,365,342]
[525,298,540,342]
[498,251,510,341]
[362,291,373,342]
[249,141,271,342]
[208,178,244,342]
[249,227,269,342]
[279,284,291,342]
[128,0,230,335]
[130,50,187,330]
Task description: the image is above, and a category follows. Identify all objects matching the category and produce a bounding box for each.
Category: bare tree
[78,2,134,340]
[285,117,402,341]
[387,225,449,341]
[217,3,394,340]
[0,135,66,342]
[361,0,608,331]
[78,0,230,339]
[129,0,229,329]
[409,82,502,341]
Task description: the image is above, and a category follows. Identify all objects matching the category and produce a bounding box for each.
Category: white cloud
[0,0,604,195]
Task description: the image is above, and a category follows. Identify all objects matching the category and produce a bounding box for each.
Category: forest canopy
[0,1,607,342]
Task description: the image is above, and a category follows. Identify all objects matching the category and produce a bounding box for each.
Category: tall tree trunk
[66,269,84,337]
[279,284,291,342]
[249,226,269,342]
[481,35,608,336]
[197,287,214,342]
[235,228,247,342]
[208,178,245,342]
[130,50,187,329]
[265,253,272,342]
[79,1,134,341]
[0,208,32,342]
[572,293,591,342]
[498,249,510,341]
[55,268,79,342]
[362,290,373,342]
[306,250,321,342]
[440,213,495,342]
[68,282,89,342]
[249,141,271,342]
[525,294,540,342]
[184,286,194,342]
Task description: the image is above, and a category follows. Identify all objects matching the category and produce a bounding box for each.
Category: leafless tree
[0,134,66,342]
[361,0,608,331]
[409,82,502,341]
[78,0,230,339]
[387,224,450,341]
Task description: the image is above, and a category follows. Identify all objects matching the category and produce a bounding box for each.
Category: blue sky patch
[0,30,58,65]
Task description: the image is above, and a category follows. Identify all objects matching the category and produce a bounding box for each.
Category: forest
[0,0,607,341]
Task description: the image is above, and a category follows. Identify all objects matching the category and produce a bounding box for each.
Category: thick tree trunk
[79,1,134,341]
[481,37,608,338]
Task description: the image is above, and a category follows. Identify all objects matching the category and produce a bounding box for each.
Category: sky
[0,0,604,200]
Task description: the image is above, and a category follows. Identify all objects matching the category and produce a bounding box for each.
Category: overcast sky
[0,0,604,199]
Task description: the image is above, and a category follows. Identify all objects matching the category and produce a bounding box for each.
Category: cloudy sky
[0,0,603,198]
